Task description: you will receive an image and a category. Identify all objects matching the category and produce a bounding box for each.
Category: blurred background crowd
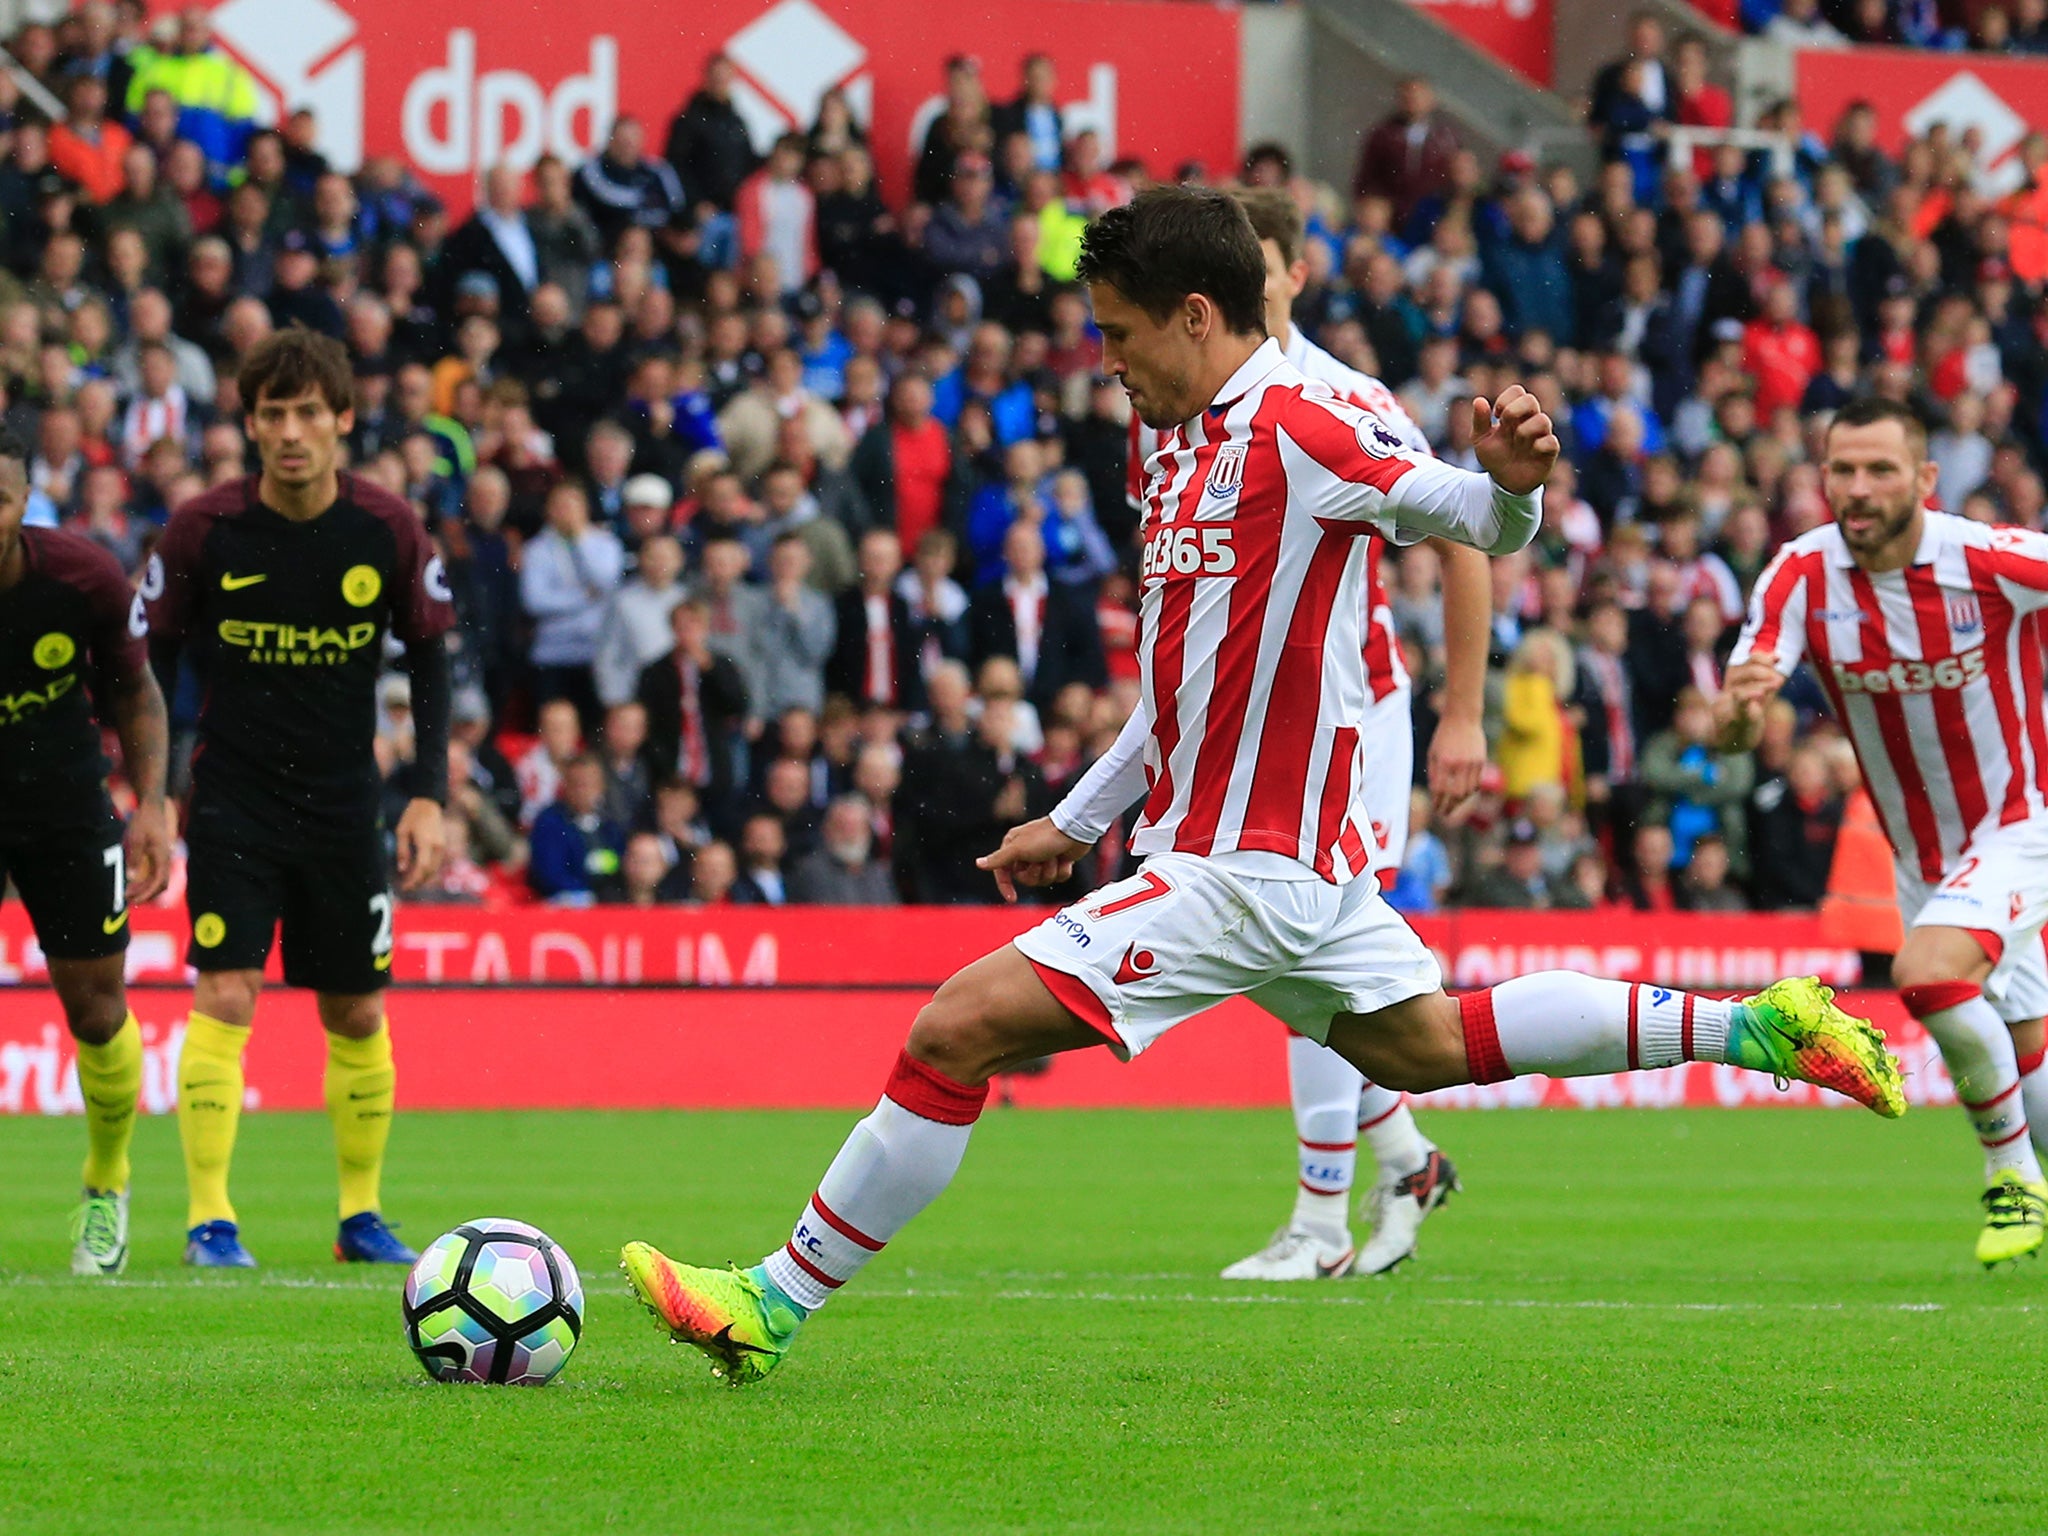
[15,2,2048,911]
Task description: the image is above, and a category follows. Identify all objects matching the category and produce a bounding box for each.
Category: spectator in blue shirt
[1387,789,1453,914]
[528,756,626,904]
[931,322,1035,444]
[1482,189,1576,344]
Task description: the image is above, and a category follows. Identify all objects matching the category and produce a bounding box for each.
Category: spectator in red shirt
[48,74,133,205]
[1354,77,1462,226]
[1672,35,1732,181]
[851,372,953,555]
[1741,277,1820,418]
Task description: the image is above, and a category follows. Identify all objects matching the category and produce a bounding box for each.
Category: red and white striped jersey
[1125,329,1431,704]
[1125,338,1533,883]
[1730,512,2048,883]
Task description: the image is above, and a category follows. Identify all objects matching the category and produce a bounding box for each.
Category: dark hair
[1827,395,1928,457]
[1075,187,1266,336]
[238,325,354,413]
[1231,186,1304,269]
[0,423,30,470]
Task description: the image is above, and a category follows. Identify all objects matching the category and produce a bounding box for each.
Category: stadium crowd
[13,3,2048,912]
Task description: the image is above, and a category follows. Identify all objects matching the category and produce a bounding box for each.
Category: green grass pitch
[4,1104,2048,1534]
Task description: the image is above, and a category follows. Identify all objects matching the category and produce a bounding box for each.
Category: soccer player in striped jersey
[1207,189,1491,1282]
[621,190,1902,1385]
[1722,396,2048,1264]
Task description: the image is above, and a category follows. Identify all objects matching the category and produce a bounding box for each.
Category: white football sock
[2018,1046,2048,1164]
[760,1051,987,1312]
[1357,1082,1428,1181]
[1459,973,1735,1079]
[1287,1033,1358,1235]
[1902,984,2042,1183]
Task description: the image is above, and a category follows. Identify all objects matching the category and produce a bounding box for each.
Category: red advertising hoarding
[1795,46,2048,196]
[1405,0,1553,88]
[0,906,1909,1113]
[156,0,1241,215]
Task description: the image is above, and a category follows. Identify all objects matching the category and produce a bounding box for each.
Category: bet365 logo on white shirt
[1142,525,1236,580]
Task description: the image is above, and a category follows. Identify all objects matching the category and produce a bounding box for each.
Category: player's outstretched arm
[1715,659,1787,754]
[1427,539,1491,816]
[1304,387,1555,557]
[109,663,171,904]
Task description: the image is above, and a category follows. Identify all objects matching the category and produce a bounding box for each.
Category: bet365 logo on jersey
[1832,648,1986,696]
[1141,525,1236,581]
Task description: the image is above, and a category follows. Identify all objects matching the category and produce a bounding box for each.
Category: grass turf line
[3,1106,2046,1534]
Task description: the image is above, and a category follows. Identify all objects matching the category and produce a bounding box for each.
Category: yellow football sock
[326,1023,395,1220]
[76,1013,142,1194]
[177,1011,249,1228]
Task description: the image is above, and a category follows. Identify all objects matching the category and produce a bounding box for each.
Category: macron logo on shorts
[1113,945,1160,985]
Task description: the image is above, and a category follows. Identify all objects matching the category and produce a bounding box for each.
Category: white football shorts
[1902,817,2048,1022]
[1011,851,1443,1060]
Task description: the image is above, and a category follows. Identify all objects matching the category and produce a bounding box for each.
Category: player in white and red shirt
[1724,397,2048,1264]
[619,191,1903,1385]
[1125,195,1486,1279]
[1217,188,1491,1281]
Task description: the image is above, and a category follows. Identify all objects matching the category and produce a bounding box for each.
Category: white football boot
[1219,1223,1355,1281]
[71,1188,130,1277]
[1351,1148,1460,1276]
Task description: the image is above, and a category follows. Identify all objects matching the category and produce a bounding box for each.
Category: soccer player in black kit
[0,427,171,1275]
[147,329,453,1268]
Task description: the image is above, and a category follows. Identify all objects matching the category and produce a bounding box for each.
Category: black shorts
[0,819,129,962]
[185,816,394,994]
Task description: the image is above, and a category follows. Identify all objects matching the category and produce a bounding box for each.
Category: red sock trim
[1022,957,1122,1049]
[1298,1179,1348,1195]
[1299,1139,1357,1153]
[1459,990,1511,1085]
[1982,1122,2031,1148]
[1963,928,2006,966]
[1962,1081,2021,1114]
[782,1242,843,1289]
[808,1194,883,1252]
[1900,981,1984,1020]
[1626,984,1641,1072]
[1359,1098,1406,1131]
[883,1049,989,1126]
[2018,1046,2046,1076]
[1680,993,1697,1062]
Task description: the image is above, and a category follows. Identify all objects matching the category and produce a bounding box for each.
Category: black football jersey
[146,474,454,842]
[0,527,148,839]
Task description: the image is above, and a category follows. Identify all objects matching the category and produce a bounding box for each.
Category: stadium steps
[1246,0,1590,187]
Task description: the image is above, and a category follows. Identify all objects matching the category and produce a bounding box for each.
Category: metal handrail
[0,45,67,124]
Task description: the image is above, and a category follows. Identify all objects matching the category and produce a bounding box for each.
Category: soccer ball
[402,1218,584,1385]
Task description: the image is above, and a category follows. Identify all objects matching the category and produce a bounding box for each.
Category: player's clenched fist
[1472,385,1560,496]
[976,817,1093,904]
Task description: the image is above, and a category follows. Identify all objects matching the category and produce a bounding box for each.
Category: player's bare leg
[50,954,140,1276]
[319,991,413,1264]
[1326,973,1903,1113]
[177,967,260,1266]
[623,945,1106,1383]
[1893,927,2046,1265]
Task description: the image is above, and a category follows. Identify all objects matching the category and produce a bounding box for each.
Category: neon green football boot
[620,1242,803,1386]
[1726,978,1907,1118]
[1976,1172,2048,1267]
